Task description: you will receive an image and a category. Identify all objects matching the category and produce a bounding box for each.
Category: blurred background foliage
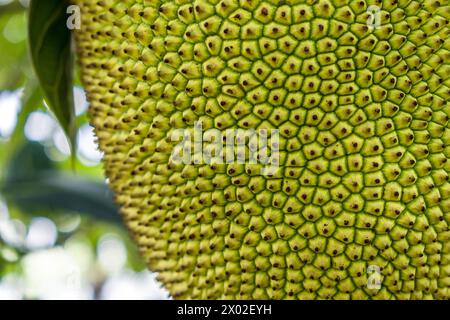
[0,0,168,299]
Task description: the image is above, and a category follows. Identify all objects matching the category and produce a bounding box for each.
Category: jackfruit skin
[73,0,450,299]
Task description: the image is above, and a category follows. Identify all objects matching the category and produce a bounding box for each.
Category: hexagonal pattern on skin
[72,0,450,299]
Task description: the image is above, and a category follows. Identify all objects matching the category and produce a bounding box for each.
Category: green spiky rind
[73,0,450,299]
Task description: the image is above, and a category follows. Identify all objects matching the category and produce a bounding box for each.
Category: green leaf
[28,0,76,156]
[4,142,54,183]
[1,142,121,224]
[1,173,121,224]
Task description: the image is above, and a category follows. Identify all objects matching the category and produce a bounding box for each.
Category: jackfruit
[72,0,450,299]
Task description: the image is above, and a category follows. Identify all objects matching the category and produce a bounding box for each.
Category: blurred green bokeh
[0,0,167,300]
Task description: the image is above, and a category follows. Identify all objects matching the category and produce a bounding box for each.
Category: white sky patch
[74,87,89,116]
[100,271,171,300]
[97,234,127,275]
[0,200,9,221]
[0,274,23,300]
[52,127,71,156]
[77,124,103,165]
[0,91,21,138]
[0,218,26,247]
[22,247,94,300]
[24,111,56,142]
[25,217,58,250]
[64,236,96,276]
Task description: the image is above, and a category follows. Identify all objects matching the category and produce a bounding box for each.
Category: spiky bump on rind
[73,0,450,300]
